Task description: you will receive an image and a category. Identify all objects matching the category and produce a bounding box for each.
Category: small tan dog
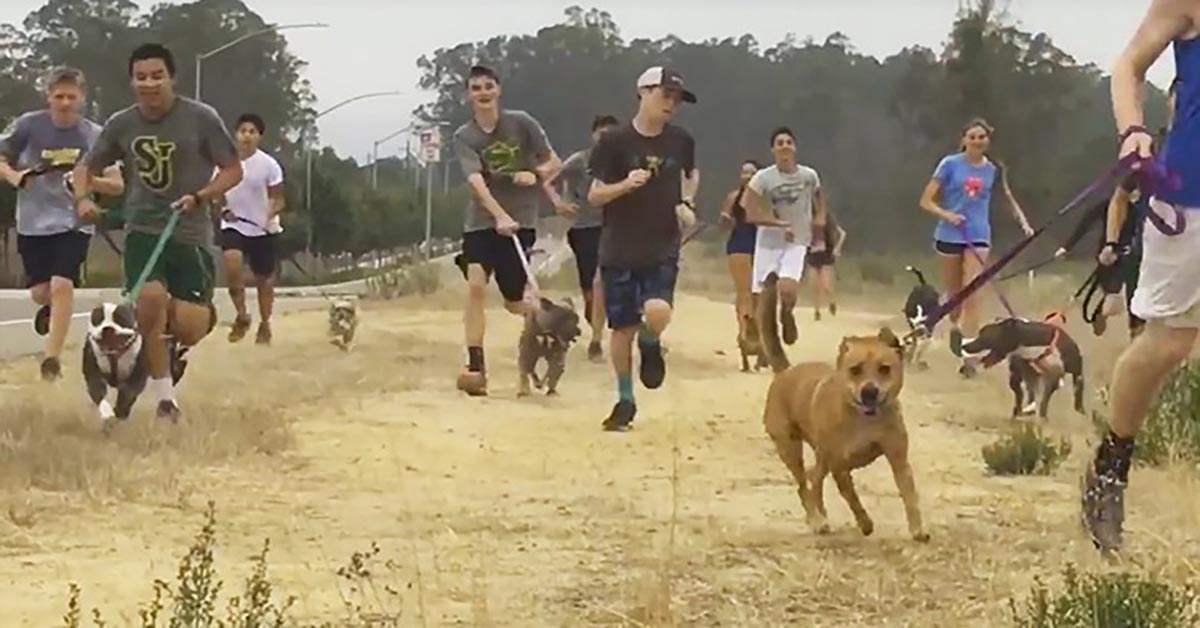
[763,327,929,542]
[328,297,359,351]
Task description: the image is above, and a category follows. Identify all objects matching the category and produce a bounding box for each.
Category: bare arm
[742,186,787,227]
[587,176,636,207]
[268,183,285,217]
[0,156,28,188]
[833,225,847,254]
[1003,179,1033,231]
[467,173,512,221]
[1113,0,1191,134]
[89,164,124,196]
[200,159,243,204]
[681,167,699,204]
[919,179,956,222]
[1106,187,1132,245]
[813,186,828,227]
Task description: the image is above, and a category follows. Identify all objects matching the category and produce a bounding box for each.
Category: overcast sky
[0,1,1177,161]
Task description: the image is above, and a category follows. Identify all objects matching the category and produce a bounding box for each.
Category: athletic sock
[637,323,660,349]
[617,374,635,403]
[467,346,485,372]
[150,376,175,403]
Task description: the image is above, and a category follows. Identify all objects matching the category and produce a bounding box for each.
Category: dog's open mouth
[855,393,886,416]
[95,328,136,355]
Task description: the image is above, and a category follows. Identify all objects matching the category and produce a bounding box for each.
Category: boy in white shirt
[217,113,284,345]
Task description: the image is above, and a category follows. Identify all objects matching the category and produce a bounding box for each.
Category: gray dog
[518,297,582,397]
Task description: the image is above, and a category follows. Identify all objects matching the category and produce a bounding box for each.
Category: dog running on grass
[902,265,941,370]
[82,302,149,427]
[518,296,582,396]
[328,297,359,351]
[763,326,930,541]
[961,316,1086,419]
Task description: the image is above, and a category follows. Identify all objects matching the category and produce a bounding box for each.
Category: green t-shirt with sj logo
[86,97,238,245]
[453,109,554,232]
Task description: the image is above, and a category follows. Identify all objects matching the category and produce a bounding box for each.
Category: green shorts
[124,230,216,304]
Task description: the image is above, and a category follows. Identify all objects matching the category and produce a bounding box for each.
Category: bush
[62,502,403,627]
[1092,362,1200,467]
[982,423,1072,476]
[1010,563,1199,627]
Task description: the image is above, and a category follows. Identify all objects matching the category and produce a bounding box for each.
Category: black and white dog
[82,302,149,423]
[961,316,1086,419]
[902,266,941,369]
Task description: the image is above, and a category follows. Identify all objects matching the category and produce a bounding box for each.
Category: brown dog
[763,327,929,541]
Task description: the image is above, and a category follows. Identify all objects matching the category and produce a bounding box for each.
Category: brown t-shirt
[589,122,696,268]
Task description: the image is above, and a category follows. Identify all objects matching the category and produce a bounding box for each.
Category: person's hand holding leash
[1118,126,1154,165]
[76,198,101,223]
[1098,243,1119,267]
[493,212,520,236]
[5,168,31,188]
[675,200,696,230]
[1020,221,1036,237]
[171,192,201,212]
[942,211,966,227]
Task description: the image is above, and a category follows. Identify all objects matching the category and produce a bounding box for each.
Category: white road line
[0,312,90,327]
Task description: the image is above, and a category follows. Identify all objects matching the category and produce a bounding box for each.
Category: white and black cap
[636,66,697,103]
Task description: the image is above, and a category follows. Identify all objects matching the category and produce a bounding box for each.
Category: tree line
[1,0,1172,271]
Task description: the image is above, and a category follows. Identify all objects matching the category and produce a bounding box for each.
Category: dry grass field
[1,240,1198,626]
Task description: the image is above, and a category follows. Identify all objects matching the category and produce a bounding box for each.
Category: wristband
[681,199,695,209]
[1117,125,1149,145]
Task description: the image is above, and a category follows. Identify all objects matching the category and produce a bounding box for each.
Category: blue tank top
[1162,37,1200,206]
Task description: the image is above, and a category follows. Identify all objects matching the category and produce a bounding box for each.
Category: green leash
[116,207,184,304]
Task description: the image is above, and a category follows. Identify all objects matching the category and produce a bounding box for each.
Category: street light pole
[370,123,415,191]
[303,90,404,255]
[194,22,328,100]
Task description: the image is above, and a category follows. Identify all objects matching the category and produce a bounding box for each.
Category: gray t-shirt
[559,148,602,229]
[86,97,237,245]
[0,111,102,236]
[453,110,554,233]
[747,163,821,247]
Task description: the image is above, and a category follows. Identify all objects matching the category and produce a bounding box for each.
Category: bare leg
[45,276,74,359]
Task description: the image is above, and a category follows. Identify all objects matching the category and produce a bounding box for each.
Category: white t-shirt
[747,163,820,248]
[220,149,284,236]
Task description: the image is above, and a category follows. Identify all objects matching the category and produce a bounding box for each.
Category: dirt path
[1,288,1198,627]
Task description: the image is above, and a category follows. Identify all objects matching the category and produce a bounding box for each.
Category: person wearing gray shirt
[554,114,620,361]
[74,43,243,422]
[0,66,123,381]
[743,126,828,367]
[451,65,562,397]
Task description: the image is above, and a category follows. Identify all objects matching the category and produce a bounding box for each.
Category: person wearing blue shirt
[1085,0,1200,556]
[918,117,1034,378]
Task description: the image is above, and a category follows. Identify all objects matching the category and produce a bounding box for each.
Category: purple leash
[920,154,1162,335]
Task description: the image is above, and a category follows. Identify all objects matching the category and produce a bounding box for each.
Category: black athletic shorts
[17,230,91,288]
[219,228,279,278]
[806,250,835,268]
[567,225,602,290]
[934,240,990,256]
[456,228,536,303]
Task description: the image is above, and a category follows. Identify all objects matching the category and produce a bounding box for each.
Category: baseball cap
[636,66,697,104]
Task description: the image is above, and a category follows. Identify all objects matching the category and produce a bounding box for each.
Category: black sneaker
[40,356,61,382]
[1092,313,1108,337]
[156,399,182,422]
[781,309,798,345]
[829,302,838,317]
[602,400,637,432]
[958,358,978,379]
[638,338,666,389]
[167,338,189,387]
[949,328,964,357]
[34,305,50,336]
